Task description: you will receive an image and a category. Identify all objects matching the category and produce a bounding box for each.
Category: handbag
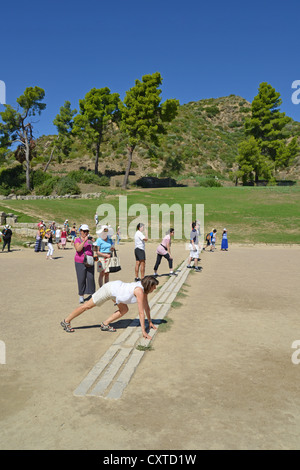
[109,249,121,273]
[83,242,94,267]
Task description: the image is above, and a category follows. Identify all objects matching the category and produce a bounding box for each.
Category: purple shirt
[74,238,93,263]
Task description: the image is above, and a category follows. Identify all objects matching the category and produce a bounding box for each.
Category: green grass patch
[1,186,299,244]
[157,317,174,333]
[136,344,153,351]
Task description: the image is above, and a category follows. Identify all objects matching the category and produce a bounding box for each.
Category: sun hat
[80,224,90,231]
[96,224,114,238]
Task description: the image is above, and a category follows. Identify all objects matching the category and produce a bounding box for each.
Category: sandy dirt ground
[1,238,300,450]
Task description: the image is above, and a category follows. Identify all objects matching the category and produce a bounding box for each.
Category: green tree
[72,87,120,175]
[245,82,298,169]
[236,136,274,184]
[0,86,46,189]
[120,72,179,188]
[44,101,77,171]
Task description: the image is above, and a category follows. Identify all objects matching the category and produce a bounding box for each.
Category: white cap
[80,224,89,231]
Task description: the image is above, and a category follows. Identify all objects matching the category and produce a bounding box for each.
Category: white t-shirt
[134,230,146,250]
[56,229,61,238]
[110,280,143,304]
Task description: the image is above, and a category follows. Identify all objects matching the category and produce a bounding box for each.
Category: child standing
[60,228,67,249]
[221,228,228,251]
[210,229,217,252]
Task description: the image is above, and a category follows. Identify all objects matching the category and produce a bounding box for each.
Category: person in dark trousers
[2,225,12,252]
[153,228,175,276]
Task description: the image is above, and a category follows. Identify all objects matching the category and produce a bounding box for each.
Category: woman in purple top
[74,224,95,304]
[153,228,175,276]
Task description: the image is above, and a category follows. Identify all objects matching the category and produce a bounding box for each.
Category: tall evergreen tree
[245,82,297,169]
[236,82,299,183]
[44,101,77,170]
[0,86,46,190]
[120,72,179,189]
[73,88,120,175]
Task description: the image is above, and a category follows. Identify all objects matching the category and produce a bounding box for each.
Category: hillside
[34,95,253,186]
[2,94,300,193]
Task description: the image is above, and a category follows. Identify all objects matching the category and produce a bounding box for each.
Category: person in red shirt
[60,228,67,249]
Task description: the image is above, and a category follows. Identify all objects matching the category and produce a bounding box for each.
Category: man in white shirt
[134,223,148,281]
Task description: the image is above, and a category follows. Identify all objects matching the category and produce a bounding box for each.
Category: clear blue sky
[1,0,299,138]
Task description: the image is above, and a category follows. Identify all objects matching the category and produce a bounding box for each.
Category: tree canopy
[120,72,179,188]
[0,86,46,189]
[72,87,120,175]
[236,82,299,184]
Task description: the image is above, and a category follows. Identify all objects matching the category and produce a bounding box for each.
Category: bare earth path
[0,241,300,450]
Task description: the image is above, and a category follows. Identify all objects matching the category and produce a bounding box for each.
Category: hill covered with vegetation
[1,94,300,195]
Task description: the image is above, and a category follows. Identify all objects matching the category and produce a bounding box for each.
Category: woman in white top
[61,275,159,340]
[134,223,148,281]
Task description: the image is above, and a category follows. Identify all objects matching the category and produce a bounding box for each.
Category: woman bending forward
[61,276,159,340]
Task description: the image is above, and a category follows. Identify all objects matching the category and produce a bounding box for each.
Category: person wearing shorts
[95,225,114,288]
[134,223,148,281]
[60,276,159,340]
[187,222,202,271]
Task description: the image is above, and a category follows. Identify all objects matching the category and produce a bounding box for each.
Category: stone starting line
[73,258,191,399]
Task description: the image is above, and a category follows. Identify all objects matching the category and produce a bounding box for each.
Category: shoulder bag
[109,249,121,273]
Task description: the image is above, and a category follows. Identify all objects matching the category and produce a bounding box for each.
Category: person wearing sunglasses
[74,224,95,304]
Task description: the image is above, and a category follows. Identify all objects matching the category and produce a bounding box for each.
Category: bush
[196,176,222,187]
[205,105,220,118]
[35,176,60,196]
[55,176,81,195]
[67,169,110,186]
[0,163,25,188]
[32,169,52,187]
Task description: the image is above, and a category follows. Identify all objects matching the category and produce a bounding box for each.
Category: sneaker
[100,322,116,332]
[135,277,141,281]
[187,265,192,268]
[195,267,202,272]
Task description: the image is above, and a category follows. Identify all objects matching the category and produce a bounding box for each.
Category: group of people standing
[34,219,75,256]
[31,215,227,341]
[204,228,229,252]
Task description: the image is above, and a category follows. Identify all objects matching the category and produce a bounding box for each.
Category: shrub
[67,170,110,186]
[55,176,81,195]
[35,176,60,196]
[0,163,25,188]
[32,169,52,187]
[205,105,220,118]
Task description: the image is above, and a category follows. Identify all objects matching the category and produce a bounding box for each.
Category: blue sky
[0,0,299,138]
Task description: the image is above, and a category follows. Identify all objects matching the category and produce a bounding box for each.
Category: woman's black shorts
[135,247,146,261]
